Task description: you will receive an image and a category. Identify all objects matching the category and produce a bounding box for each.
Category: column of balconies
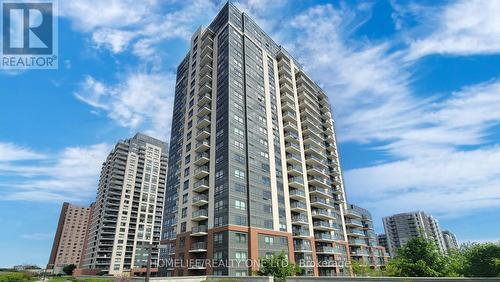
[277,53,315,274]
[345,208,369,264]
[295,72,348,276]
[189,30,214,268]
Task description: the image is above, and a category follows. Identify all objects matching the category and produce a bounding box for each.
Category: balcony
[311,209,335,220]
[310,197,333,209]
[194,165,209,179]
[345,219,363,227]
[200,44,213,58]
[287,164,302,176]
[200,53,213,66]
[314,233,334,242]
[349,238,367,246]
[281,100,295,112]
[188,262,206,270]
[280,83,294,95]
[283,121,298,132]
[350,249,369,256]
[316,246,343,255]
[200,63,212,77]
[282,111,297,122]
[292,229,310,238]
[201,30,213,44]
[195,127,210,141]
[285,143,300,154]
[198,93,212,108]
[305,155,327,168]
[317,259,339,268]
[294,244,312,252]
[192,209,208,221]
[291,214,309,225]
[193,179,209,192]
[281,92,294,103]
[289,189,306,200]
[290,201,307,212]
[192,194,209,207]
[195,139,210,152]
[288,176,304,189]
[306,165,329,177]
[196,115,211,129]
[199,73,212,85]
[194,152,210,165]
[197,104,211,117]
[309,186,332,198]
[347,228,365,237]
[199,82,212,95]
[279,74,293,86]
[189,242,208,252]
[191,225,208,236]
[345,209,362,218]
[286,153,302,165]
[313,221,336,231]
[284,131,299,143]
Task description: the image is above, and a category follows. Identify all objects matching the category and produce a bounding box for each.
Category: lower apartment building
[345,205,389,269]
[160,3,350,277]
[80,133,168,276]
[47,203,92,274]
[383,211,447,256]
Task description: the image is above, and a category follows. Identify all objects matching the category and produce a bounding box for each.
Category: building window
[234,169,245,179]
[235,251,247,261]
[264,236,274,245]
[234,140,244,150]
[234,128,244,138]
[235,215,246,225]
[235,200,246,211]
[214,233,223,244]
[235,233,247,243]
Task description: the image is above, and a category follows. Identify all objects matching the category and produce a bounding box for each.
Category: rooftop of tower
[179,1,331,106]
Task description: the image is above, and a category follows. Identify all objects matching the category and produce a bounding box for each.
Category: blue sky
[1,0,500,267]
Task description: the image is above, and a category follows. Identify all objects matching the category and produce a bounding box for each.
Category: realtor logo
[1,0,58,69]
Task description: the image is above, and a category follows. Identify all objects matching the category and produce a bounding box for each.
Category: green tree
[62,264,76,275]
[386,236,448,277]
[459,242,500,277]
[350,260,382,277]
[256,251,300,282]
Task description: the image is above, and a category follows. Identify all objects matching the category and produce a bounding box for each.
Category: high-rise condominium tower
[47,203,91,274]
[345,204,389,269]
[81,133,168,276]
[442,230,459,252]
[383,211,447,256]
[161,3,349,277]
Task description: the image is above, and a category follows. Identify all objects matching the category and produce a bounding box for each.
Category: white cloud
[285,4,422,144]
[92,29,137,53]
[0,143,110,202]
[61,0,217,58]
[406,0,500,59]
[0,143,47,161]
[75,72,176,140]
[20,233,53,240]
[275,3,500,220]
[346,146,500,217]
[63,0,500,223]
[344,80,500,219]
[60,0,158,31]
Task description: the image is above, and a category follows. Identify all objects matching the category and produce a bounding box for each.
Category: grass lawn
[0,271,37,282]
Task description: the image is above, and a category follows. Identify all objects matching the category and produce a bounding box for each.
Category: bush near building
[385,237,500,277]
